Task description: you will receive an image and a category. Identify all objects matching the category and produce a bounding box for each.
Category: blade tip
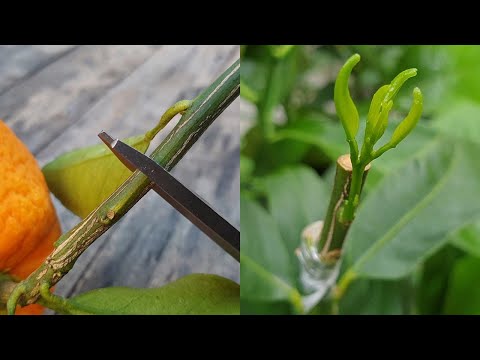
[98,131,117,148]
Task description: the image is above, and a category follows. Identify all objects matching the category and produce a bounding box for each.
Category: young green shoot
[335,54,424,222]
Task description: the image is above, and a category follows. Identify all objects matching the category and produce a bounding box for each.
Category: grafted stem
[317,154,370,260]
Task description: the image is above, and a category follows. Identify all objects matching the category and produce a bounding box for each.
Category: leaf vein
[352,143,458,275]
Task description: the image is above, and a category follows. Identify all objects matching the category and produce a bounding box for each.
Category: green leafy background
[241,45,480,314]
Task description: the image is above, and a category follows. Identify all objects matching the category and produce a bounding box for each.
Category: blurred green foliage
[240,45,480,314]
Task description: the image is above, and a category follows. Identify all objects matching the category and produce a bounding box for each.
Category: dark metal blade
[98,131,240,262]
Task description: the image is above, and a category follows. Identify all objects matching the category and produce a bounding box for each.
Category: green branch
[317,155,370,259]
[38,283,91,315]
[145,100,192,141]
[258,58,283,140]
[7,59,240,314]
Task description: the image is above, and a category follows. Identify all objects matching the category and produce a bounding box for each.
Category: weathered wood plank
[0,45,161,154]
[22,45,240,303]
[0,45,77,95]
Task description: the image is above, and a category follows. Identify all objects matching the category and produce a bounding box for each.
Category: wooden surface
[0,45,240,309]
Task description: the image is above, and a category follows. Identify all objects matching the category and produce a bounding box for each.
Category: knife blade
[98,131,240,262]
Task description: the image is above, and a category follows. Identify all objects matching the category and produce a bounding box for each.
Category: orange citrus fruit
[0,120,61,314]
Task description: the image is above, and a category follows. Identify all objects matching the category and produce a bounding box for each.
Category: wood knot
[100,210,115,224]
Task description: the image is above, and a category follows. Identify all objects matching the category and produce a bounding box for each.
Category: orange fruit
[0,120,61,315]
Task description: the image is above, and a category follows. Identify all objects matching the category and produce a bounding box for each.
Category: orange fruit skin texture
[0,120,61,315]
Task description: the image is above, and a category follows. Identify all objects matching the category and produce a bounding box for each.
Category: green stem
[342,142,372,223]
[145,100,193,141]
[333,270,357,304]
[38,283,91,315]
[372,142,395,161]
[258,58,283,140]
[7,59,240,314]
[240,79,259,104]
[317,155,370,257]
[348,140,359,165]
[342,164,365,221]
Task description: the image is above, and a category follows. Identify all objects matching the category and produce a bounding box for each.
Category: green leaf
[306,299,336,315]
[259,166,329,257]
[433,99,480,145]
[365,84,389,139]
[334,54,361,144]
[417,245,464,314]
[343,138,480,279]
[384,87,423,149]
[243,125,312,175]
[440,46,480,104]
[268,45,295,59]
[240,58,268,97]
[257,166,328,290]
[448,219,480,258]
[371,122,436,175]
[389,88,423,144]
[370,99,393,146]
[444,256,480,314]
[258,139,312,176]
[241,299,293,315]
[240,196,301,307]
[240,167,328,313]
[240,79,259,104]
[339,278,410,315]
[240,155,255,183]
[43,135,150,219]
[240,45,247,58]
[363,68,419,156]
[241,48,300,112]
[67,274,239,315]
[384,68,418,103]
[271,116,348,160]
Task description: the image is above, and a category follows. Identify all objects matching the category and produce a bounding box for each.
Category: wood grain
[0,45,77,95]
[0,45,239,311]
